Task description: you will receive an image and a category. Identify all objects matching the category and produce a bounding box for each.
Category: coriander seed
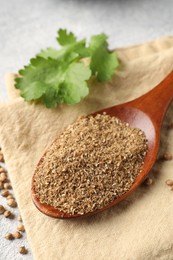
[17,224,25,232]
[0,167,6,173]
[163,152,172,160]
[165,179,173,186]
[4,210,12,218]
[13,231,22,239]
[3,182,12,189]
[19,246,28,255]
[5,233,14,240]
[1,189,10,197]
[0,172,7,182]
[7,195,14,200]
[144,177,153,186]
[17,215,22,222]
[7,198,17,208]
[0,205,5,214]
[0,153,4,163]
[0,181,3,189]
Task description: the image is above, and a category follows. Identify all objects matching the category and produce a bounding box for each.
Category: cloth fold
[1,36,173,260]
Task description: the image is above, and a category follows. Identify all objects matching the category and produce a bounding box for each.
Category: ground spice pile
[34,113,148,215]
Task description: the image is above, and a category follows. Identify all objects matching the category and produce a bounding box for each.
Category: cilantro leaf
[38,48,79,63]
[15,57,91,108]
[63,63,91,104]
[15,29,119,108]
[57,29,77,46]
[89,34,119,81]
[38,38,87,62]
[37,48,61,59]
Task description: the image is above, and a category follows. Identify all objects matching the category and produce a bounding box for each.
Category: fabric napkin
[1,36,173,260]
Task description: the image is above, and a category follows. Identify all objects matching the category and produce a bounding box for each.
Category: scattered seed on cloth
[17,214,22,222]
[0,205,5,214]
[165,179,173,186]
[6,195,14,200]
[19,246,28,255]
[13,231,22,239]
[163,152,172,161]
[3,182,12,189]
[0,147,28,254]
[1,189,10,197]
[144,177,153,186]
[7,198,17,208]
[4,210,13,218]
[5,233,14,240]
[0,172,7,182]
[17,224,25,232]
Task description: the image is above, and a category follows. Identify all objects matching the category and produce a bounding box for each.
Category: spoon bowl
[32,71,173,218]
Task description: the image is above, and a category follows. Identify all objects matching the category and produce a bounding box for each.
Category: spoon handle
[130,70,173,126]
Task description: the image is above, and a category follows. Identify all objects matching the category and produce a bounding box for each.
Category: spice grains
[34,113,148,215]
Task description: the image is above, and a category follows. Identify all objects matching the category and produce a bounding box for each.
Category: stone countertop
[0,0,173,259]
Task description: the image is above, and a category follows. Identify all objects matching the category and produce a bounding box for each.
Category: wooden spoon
[32,70,173,219]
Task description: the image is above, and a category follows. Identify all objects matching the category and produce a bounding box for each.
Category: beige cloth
[1,36,173,260]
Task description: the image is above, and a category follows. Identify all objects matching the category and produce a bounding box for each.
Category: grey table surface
[1,0,173,259]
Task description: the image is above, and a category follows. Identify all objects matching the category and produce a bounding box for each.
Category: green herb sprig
[15,29,119,108]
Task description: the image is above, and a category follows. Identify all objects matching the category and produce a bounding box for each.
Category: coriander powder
[34,114,148,215]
